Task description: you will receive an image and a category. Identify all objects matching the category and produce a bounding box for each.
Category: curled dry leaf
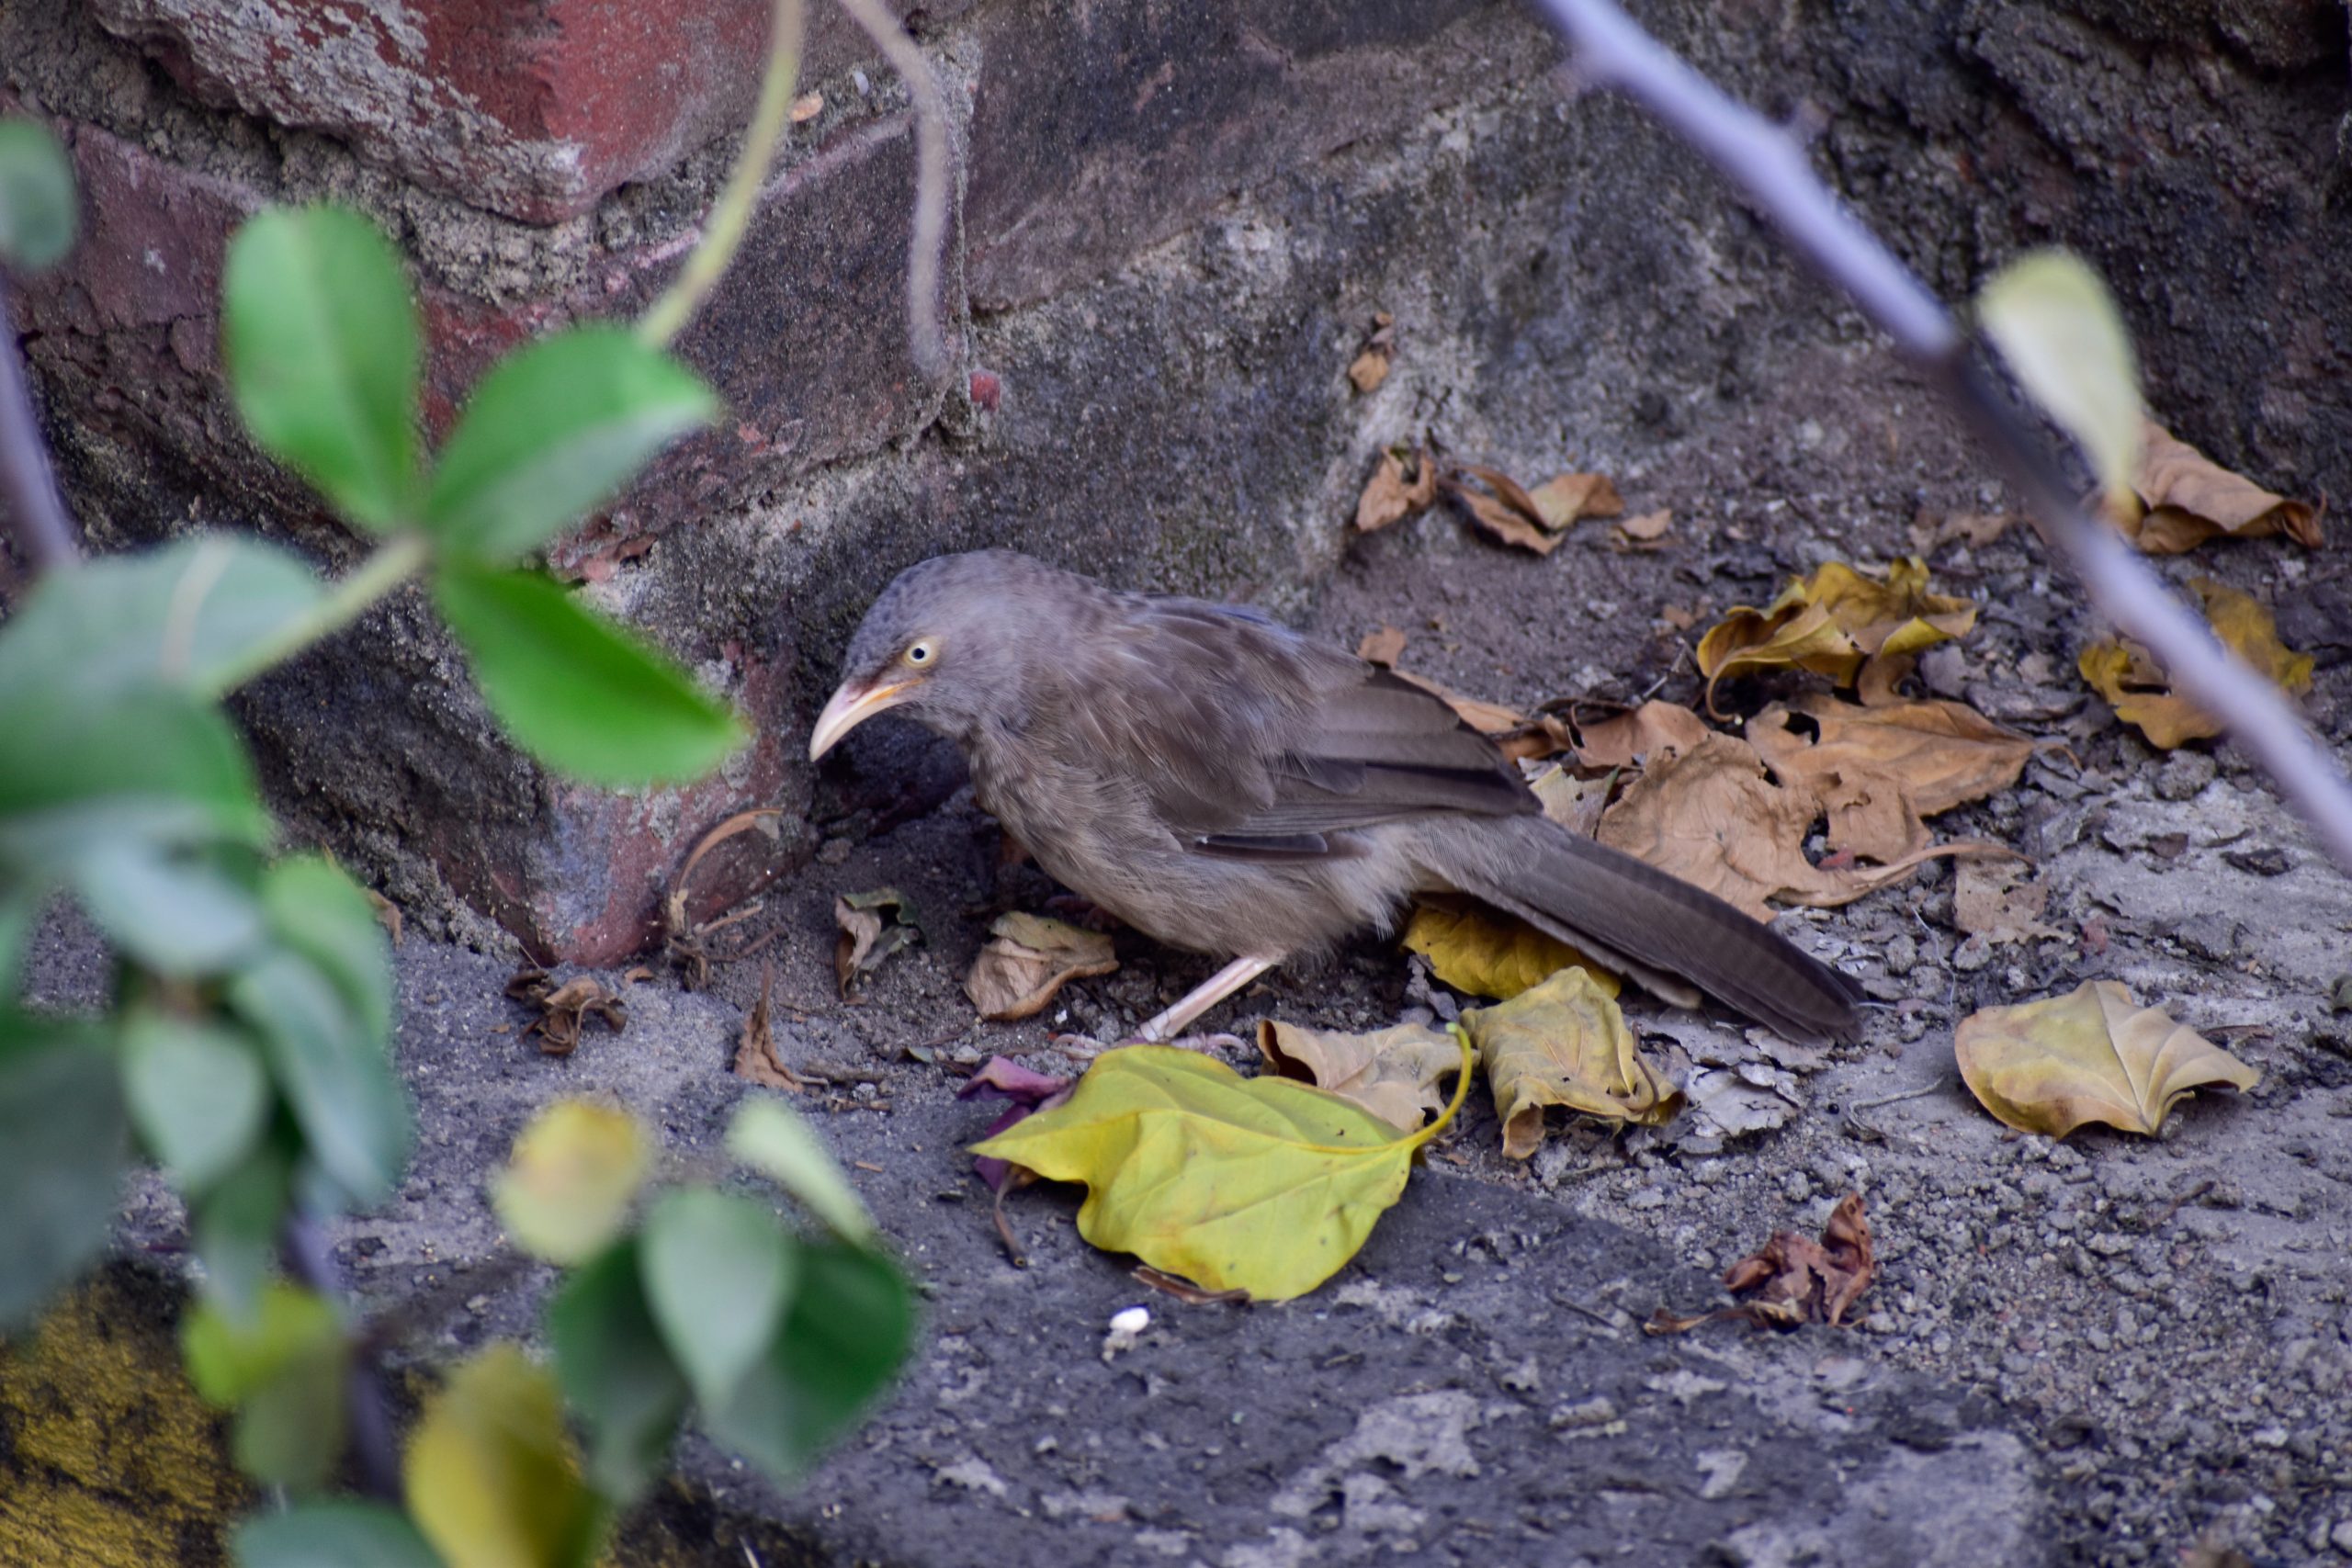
[964,911,1118,1021]
[1695,558,1975,714]
[1459,967,1683,1157]
[1908,508,2014,555]
[1401,896,1620,1001]
[1380,666,1527,736]
[1566,700,1711,772]
[834,886,921,998]
[364,888,403,946]
[1445,464,1559,555]
[2109,418,2321,555]
[1355,625,1408,667]
[732,963,805,1089]
[505,968,626,1056]
[1257,1018,1464,1133]
[2078,578,2313,750]
[1953,860,2059,945]
[1526,471,1624,530]
[1353,446,1440,533]
[1609,508,1671,551]
[1347,311,1396,395]
[1954,980,2259,1138]
[1646,1192,1873,1335]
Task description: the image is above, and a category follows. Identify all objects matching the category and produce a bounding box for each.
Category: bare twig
[831,0,954,376]
[0,272,80,575]
[1530,0,2352,878]
[639,0,808,348]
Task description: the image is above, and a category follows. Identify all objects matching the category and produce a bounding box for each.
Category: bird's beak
[808,678,914,761]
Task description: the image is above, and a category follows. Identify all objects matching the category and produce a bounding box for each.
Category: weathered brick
[86,0,971,223]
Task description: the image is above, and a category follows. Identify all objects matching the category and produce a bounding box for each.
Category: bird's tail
[1408,813,1864,1043]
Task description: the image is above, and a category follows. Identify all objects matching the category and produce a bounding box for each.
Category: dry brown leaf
[1526,471,1624,530]
[964,911,1118,1021]
[1356,625,1408,667]
[1402,897,1619,1002]
[1256,1018,1463,1133]
[1610,508,1672,551]
[1953,860,2059,945]
[834,886,921,998]
[1746,694,2035,819]
[505,969,627,1057]
[1695,558,1975,714]
[1448,479,1557,554]
[732,963,806,1089]
[2109,418,2321,554]
[1459,967,1682,1157]
[1527,762,1612,838]
[1646,1193,1875,1335]
[1352,446,1440,532]
[2077,578,2314,749]
[1567,700,1711,771]
[1381,667,1526,735]
[1954,980,2259,1137]
[1908,508,2015,554]
[1348,346,1392,394]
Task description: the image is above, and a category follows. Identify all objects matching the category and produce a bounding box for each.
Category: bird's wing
[1055,599,1533,858]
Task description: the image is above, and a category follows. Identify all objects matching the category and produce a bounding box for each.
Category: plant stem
[832,0,954,376]
[637,0,806,349]
[201,532,431,697]
[0,271,80,576]
[1529,0,2352,878]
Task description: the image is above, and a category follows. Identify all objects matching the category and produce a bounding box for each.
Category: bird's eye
[903,639,936,667]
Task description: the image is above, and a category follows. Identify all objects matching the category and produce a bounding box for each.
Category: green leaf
[970,1043,1465,1302]
[403,1344,601,1568]
[639,1189,794,1410]
[183,1280,348,1489]
[492,1099,650,1266]
[727,1099,878,1247]
[1977,249,2143,506]
[0,537,322,710]
[547,1239,691,1500]
[0,880,40,994]
[71,840,264,975]
[0,686,269,867]
[426,326,718,560]
[434,563,742,786]
[260,855,393,1043]
[194,1145,291,1318]
[0,1015,130,1326]
[0,119,78,272]
[233,1501,442,1568]
[122,1010,270,1190]
[705,1241,914,1482]
[222,206,422,531]
[229,949,411,1208]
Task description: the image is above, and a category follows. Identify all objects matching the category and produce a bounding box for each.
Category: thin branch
[282,1213,401,1502]
[199,532,431,697]
[1530,0,2352,878]
[638,0,808,349]
[0,272,80,575]
[831,0,954,377]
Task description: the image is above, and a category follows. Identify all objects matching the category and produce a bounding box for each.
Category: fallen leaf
[733,963,805,1089]
[2109,418,2321,554]
[1526,763,1613,838]
[957,1055,1076,1196]
[834,886,921,998]
[1610,508,1671,551]
[1256,1018,1464,1132]
[1954,980,2260,1137]
[970,1041,1468,1301]
[490,1100,650,1265]
[1695,558,1976,715]
[1567,700,1711,771]
[1953,860,2059,945]
[964,911,1117,1021]
[1908,508,2013,554]
[1353,446,1439,532]
[1459,968,1683,1157]
[1401,896,1620,1001]
[1645,1192,1873,1335]
[364,888,403,946]
[1348,346,1391,394]
[1356,625,1408,667]
[1746,695,2035,818]
[2077,578,2313,749]
[1381,667,1527,735]
[1445,467,1558,554]
[1525,471,1624,530]
[505,969,627,1056]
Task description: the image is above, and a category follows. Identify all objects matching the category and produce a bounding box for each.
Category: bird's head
[808,551,1061,760]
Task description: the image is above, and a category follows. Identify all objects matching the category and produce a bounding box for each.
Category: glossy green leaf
[0,537,322,709]
[229,949,410,1208]
[222,206,422,531]
[260,855,393,1043]
[970,1043,1467,1302]
[72,840,264,975]
[0,1015,130,1326]
[426,326,718,559]
[122,1011,269,1190]
[727,1099,877,1247]
[547,1239,691,1500]
[0,118,77,272]
[0,686,268,866]
[492,1099,650,1266]
[0,881,40,994]
[706,1241,915,1482]
[639,1188,793,1410]
[404,1344,601,1568]
[434,562,742,786]
[233,1500,441,1568]
[183,1280,347,1489]
[1978,249,2143,506]
[194,1145,291,1318]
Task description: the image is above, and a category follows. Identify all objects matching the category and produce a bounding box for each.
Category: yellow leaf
[404,1344,600,1568]
[1954,980,2259,1138]
[491,1099,650,1265]
[1695,601,1860,707]
[963,911,1118,1021]
[1460,968,1684,1157]
[1977,249,2143,506]
[1256,1019,1465,1133]
[2110,418,2321,554]
[1527,763,1612,838]
[1695,558,1976,714]
[2077,578,2312,749]
[969,1040,1471,1301]
[1400,897,1620,1000]
[1525,471,1623,530]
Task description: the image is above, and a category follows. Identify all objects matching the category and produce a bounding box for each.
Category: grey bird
[809,550,1861,1043]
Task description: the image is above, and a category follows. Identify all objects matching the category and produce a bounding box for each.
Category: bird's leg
[1134,954,1280,1043]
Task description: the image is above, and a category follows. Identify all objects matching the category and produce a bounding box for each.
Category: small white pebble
[1110,1306,1150,1335]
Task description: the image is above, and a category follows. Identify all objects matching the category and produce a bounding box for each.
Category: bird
[808,550,1861,1043]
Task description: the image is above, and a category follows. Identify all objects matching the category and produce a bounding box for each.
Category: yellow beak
[808,678,913,761]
